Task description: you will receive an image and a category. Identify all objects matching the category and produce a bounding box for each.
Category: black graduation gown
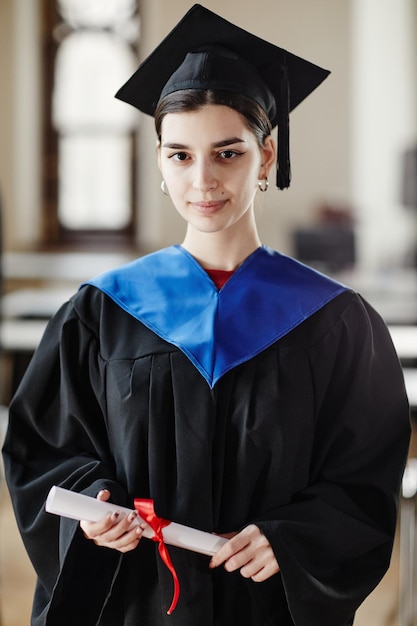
[2,246,410,626]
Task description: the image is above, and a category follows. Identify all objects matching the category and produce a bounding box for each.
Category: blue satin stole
[85,245,347,388]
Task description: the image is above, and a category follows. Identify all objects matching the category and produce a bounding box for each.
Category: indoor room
[0,0,416,624]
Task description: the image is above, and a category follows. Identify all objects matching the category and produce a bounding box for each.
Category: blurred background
[0,0,416,624]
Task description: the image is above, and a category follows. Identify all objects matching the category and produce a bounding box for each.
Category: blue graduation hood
[85,245,347,388]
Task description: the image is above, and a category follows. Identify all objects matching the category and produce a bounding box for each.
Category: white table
[2,287,74,320]
[0,319,48,352]
[3,251,134,282]
[388,326,417,362]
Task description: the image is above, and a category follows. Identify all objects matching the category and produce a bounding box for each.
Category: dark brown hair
[154,89,272,149]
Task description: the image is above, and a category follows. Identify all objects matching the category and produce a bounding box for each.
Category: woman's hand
[80,489,145,553]
[209,524,279,582]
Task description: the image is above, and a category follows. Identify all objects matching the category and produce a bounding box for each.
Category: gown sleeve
[254,295,410,625]
[2,295,125,625]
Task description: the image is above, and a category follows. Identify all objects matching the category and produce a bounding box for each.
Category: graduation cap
[115,4,330,189]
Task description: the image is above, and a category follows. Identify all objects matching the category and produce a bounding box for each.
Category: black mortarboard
[115,4,330,189]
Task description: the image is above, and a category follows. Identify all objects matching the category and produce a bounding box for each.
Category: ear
[258,135,276,180]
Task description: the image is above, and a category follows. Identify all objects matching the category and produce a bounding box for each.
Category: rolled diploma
[46,486,227,556]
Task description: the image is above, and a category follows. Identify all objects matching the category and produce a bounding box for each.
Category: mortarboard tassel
[277,55,291,190]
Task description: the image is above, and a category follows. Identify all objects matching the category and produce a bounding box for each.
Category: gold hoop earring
[161,180,169,196]
[257,178,269,193]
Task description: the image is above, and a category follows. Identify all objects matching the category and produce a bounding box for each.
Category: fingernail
[111,511,120,521]
[128,512,137,522]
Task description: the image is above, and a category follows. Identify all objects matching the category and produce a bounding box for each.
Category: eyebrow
[162,137,247,149]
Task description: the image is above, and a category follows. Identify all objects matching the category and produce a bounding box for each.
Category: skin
[81,103,279,582]
[158,104,275,270]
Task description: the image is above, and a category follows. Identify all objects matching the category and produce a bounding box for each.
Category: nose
[192,159,217,191]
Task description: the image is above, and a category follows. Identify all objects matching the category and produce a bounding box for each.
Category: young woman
[3,5,410,626]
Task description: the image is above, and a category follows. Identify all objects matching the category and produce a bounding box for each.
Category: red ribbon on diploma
[134,498,180,615]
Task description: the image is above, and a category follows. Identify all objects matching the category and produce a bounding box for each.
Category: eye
[169,152,189,161]
[218,150,241,159]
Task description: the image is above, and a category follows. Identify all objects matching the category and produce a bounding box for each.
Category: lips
[190,200,227,214]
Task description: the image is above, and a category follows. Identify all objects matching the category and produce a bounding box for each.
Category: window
[42,0,139,243]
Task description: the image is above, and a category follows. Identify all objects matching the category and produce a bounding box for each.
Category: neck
[181,225,261,271]
[182,208,261,271]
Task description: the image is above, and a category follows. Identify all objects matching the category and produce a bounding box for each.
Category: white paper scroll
[46,486,227,556]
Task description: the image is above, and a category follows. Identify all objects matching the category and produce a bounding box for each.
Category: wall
[0,1,416,270]
[0,0,15,247]
[0,0,42,250]
[352,0,417,270]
